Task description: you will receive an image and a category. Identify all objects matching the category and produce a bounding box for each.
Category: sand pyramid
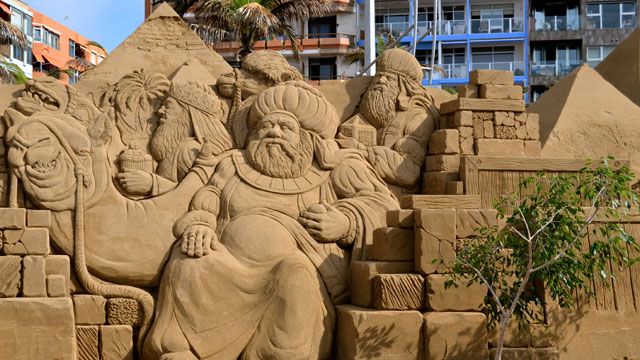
[82,3,231,84]
[528,64,640,173]
[596,27,640,106]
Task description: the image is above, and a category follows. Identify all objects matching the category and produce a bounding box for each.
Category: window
[24,15,31,35]
[587,45,616,67]
[69,40,76,58]
[39,28,60,50]
[25,48,32,65]
[587,2,636,29]
[69,69,80,84]
[472,46,515,68]
[11,8,23,31]
[308,57,336,80]
[98,55,105,64]
[309,16,336,38]
[12,44,23,62]
[34,26,41,42]
[91,51,97,64]
[442,6,465,21]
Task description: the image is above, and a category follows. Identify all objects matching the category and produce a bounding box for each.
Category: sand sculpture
[1,3,640,360]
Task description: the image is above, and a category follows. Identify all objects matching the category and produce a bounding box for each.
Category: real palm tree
[179,0,336,58]
[86,40,109,55]
[0,17,30,84]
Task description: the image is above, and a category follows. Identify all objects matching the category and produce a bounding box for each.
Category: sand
[596,26,640,107]
[528,64,640,175]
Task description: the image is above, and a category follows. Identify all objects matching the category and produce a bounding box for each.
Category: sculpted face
[7,120,95,210]
[150,97,192,161]
[15,77,69,115]
[360,72,401,129]
[217,69,269,100]
[246,112,314,178]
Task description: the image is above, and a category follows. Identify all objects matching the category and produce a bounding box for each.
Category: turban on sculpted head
[248,82,339,139]
[376,48,424,84]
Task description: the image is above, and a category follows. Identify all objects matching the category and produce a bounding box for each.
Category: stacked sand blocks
[0,207,138,360]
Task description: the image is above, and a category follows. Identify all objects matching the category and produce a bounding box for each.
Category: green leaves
[446,157,639,337]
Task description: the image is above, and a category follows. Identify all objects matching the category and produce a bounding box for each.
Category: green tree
[0,16,30,84]
[443,158,639,360]
[182,0,336,58]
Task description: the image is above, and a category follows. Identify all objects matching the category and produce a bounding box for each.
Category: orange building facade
[30,9,106,84]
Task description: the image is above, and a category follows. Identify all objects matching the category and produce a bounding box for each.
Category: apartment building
[0,0,33,78]
[529,0,638,101]
[31,10,106,84]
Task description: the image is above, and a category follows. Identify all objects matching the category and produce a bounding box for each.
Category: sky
[26,0,145,52]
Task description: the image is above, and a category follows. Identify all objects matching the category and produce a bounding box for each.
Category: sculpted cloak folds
[143,82,399,359]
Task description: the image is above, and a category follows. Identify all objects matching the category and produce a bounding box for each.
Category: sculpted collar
[232,151,330,194]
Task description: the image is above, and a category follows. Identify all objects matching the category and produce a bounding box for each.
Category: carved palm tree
[176,0,336,58]
[0,18,30,84]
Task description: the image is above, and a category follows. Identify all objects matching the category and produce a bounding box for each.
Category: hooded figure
[143,82,398,360]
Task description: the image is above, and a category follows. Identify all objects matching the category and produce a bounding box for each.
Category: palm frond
[86,40,108,55]
[194,0,235,31]
[163,0,199,16]
[270,0,336,22]
[278,23,300,58]
[190,23,231,43]
[234,2,280,38]
[343,48,364,65]
[0,18,29,48]
[47,68,74,80]
[0,58,27,84]
[66,58,95,72]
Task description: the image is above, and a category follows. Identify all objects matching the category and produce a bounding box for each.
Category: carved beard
[246,130,314,179]
[150,111,192,162]
[360,80,400,129]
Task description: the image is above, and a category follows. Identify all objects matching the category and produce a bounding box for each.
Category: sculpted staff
[143,82,398,359]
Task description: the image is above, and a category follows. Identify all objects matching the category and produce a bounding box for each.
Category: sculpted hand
[117,170,153,195]
[298,201,351,243]
[181,224,218,258]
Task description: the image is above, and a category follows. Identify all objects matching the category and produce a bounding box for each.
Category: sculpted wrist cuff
[173,210,218,238]
[337,209,357,247]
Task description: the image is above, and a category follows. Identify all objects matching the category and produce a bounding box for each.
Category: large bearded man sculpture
[343,48,440,198]
[143,83,398,359]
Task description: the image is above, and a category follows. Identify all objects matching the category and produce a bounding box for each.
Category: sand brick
[386,209,414,228]
[415,229,456,275]
[0,256,21,297]
[423,171,460,195]
[0,208,25,229]
[429,129,460,155]
[350,261,413,307]
[424,312,488,360]
[446,181,464,195]
[475,139,524,157]
[458,84,478,98]
[100,325,134,360]
[22,255,46,297]
[73,295,106,325]
[76,325,99,360]
[107,298,143,327]
[460,136,474,155]
[526,113,540,140]
[47,275,67,298]
[337,305,423,360]
[524,141,542,157]
[425,274,487,311]
[426,155,461,172]
[46,255,71,296]
[480,84,522,100]
[373,273,424,310]
[373,227,414,262]
[20,228,50,256]
[456,209,498,238]
[454,110,473,126]
[484,121,494,138]
[26,210,51,228]
[470,69,514,85]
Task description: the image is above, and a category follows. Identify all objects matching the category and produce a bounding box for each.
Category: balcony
[470,17,524,34]
[212,33,357,57]
[470,61,526,76]
[426,64,469,80]
[534,16,581,31]
[375,20,466,36]
[530,61,581,76]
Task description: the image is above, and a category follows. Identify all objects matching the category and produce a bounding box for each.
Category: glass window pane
[587,4,599,15]
[622,14,635,28]
[587,47,601,60]
[25,16,31,35]
[34,27,41,42]
[622,2,635,13]
[601,3,620,28]
[603,45,616,57]
[494,52,514,62]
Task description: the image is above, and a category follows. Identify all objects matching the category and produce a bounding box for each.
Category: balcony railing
[470,61,526,76]
[424,64,468,80]
[470,17,524,34]
[534,15,581,31]
[376,20,469,37]
[530,61,581,76]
